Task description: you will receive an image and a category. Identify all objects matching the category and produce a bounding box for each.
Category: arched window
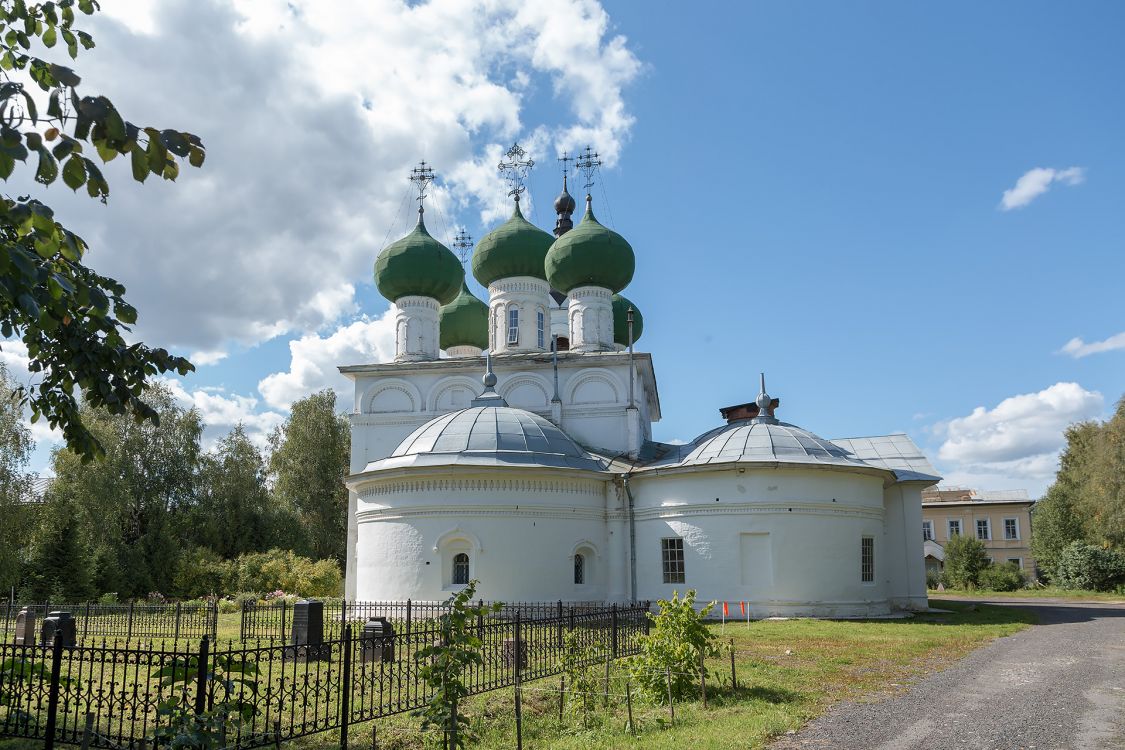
[507,306,519,345]
[573,553,585,585]
[452,553,470,585]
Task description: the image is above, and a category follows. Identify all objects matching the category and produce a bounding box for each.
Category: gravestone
[361,617,395,663]
[40,611,76,647]
[13,607,35,645]
[284,599,328,661]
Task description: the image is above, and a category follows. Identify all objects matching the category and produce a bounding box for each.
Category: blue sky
[6,0,1122,495]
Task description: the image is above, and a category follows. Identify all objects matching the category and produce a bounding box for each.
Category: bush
[1054,541,1125,591]
[941,534,990,589]
[97,592,119,605]
[173,547,233,600]
[925,569,942,590]
[226,549,343,598]
[977,562,1026,592]
[629,590,717,703]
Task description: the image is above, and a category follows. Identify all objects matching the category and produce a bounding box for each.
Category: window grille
[1004,518,1019,540]
[452,553,469,585]
[661,538,685,584]
[574,554,585,585]
[976,519,990,540]
[861,536,875,583]
[537,310,545,349]
[507,308,519,345]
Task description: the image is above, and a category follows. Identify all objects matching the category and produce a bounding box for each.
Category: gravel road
[770,599,1125,750]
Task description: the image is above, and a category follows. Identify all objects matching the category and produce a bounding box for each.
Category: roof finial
[575,145,601,197]
[452,228,473,267]
[498,142,534,204]
[554,151,577,237]
[471,350,507,407]
[409,161,436,222]
[754,372,778,423]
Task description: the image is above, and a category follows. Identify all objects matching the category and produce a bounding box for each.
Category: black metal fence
[1,601,219,643]
[0,603,650,749]
[239,598,609,642]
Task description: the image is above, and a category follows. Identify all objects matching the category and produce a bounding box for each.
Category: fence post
[405,598,412,636]
[556,599,563,650]
[210,599,219,641]
[514,612,523,750]
[280,600,288,643]
[699,648,707,708]
[195,635,210,717]
[340,625,352,750]
[611,603,618,659]
[729,639,737,691]
[43,631,64,750]
[174,602,182,642]
[83,601,91,641]
[126,600,134,641]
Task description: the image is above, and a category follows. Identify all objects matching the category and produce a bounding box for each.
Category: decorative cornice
[357,476,606,499]
[633,501,884,521]
[357,502,607,523]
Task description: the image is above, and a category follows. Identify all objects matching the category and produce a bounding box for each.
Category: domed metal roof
[611,293,643,346]
[661,420,875,470]
[362,406,606,473]
[439,281,488,350]
[374,209,463,304]
[472,201,554,286]
[545,196,635,293]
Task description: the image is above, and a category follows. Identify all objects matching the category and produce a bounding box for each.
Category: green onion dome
[471,200,554,286]
[544,197,635,293]
[374,209,463,304]
[612,293,643,346]
[439,281,488,350]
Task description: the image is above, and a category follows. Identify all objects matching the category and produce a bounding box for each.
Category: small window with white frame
[976,518,991,541]
[1004,517,1019,540]
[922,520,934,541]
[948,519,962,538]
[507,307,519,345]
[452,553,470,585]
[861,536,875,583]
[661,538,685,584]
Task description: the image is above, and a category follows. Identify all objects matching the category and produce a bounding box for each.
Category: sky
[2,0,1123,497]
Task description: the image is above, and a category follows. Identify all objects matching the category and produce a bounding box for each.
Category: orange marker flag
[723,601,729,617]
[739,601,746,616]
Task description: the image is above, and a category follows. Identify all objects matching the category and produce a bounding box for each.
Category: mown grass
[930,587,1125,602]
[286,601,1035,750]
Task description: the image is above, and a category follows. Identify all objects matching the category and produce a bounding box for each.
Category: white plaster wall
[487,276,550,354]
[888,482,929,610]
[567,286,614,352]
[393,296,440,361]
[352,470,611,602]
[629,467,892,617]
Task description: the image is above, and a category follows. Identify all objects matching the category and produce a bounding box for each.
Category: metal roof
[358,405,606,473]
[830,434,941,483]
[650,420,874,470]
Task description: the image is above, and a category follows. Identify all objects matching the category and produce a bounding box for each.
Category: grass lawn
[286,601,1034,750]
[929,587,1125,602]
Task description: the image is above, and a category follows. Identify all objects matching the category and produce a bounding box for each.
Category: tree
[47,382,201,597]
[1030,484,1084,579]
[1054,541,1125,592]
[629,589,718,703]
[19,493,91,600]
[941,534,989,589]
[184,425,277,558]
[0,0,203,462]
[268,390,349,562]
[0,361,34,593]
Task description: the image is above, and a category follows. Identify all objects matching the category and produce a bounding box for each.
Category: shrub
[629,590,717,703]
[226,549,343,598]
[925,569,942,590]
[173,548,232,600]
[941,534,990,589]
[1054,542,1125,591]
[977,562,1025,592]
[97,592,119,605]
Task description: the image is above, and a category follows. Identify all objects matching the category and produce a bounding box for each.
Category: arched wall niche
[429,376,482,413]
[361,379,424,414]
[567,369,623,405]
[500,372,552,411]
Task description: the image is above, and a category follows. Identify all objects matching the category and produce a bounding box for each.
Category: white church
[341,157,939,618]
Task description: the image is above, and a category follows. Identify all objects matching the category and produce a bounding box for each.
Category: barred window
[452,553,470,585]
[861,536,874,583]
[574,554,585,585]
[537,310,545,349]
[507,308,519,345]
[661,538,685,584]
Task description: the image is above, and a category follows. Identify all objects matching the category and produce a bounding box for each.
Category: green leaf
[0,153,14,178]
[35,148,58,184]
[188,146,205,168]
[47,89,62,118]
[24,131,42,150]
[42,25,57,47]
[61,151,85,187]
[94,139,117,162]
[48,63,80,87]
[52,138,74,161]
[17,293,39,318]
[130,145,148,182]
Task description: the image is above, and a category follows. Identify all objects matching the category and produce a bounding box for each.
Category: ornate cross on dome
[452,228,473,267]
[498,142,534,202]
[558,150,574,180]
[575,145,601,195]
[409,161,436,210]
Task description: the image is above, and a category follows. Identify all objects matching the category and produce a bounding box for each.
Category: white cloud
[1,341,64,447]
[999,166,1085,210]
[160,378,285,451]
[933,382,1104,495]
[258,308,398,411]
[189,349,230,367]
[1059,331,1125,359]
[10,0,640,359]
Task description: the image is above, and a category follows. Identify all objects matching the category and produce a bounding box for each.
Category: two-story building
[920,487,1036,576]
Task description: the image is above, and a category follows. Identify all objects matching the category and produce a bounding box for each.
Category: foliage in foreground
[630,590,717,703]
[976,562,1026,592]
[0,0,202,462]
[1053,541,1125,592]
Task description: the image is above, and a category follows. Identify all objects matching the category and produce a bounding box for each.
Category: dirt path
[771,599,1125,749]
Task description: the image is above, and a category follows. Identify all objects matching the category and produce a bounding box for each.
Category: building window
[922,520,934,541]
[661,538,685,584]
[452,553,470,585]
[976,519,991,541]
[574,554,585,585]
[948,519,961,538]
[1004,518,1019,540]
[861,536,875,583]
[1007,557,1022,568]
[537,310,545,349]
[507,307,519,345]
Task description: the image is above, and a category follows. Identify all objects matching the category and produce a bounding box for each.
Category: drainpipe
[621,473,638,602]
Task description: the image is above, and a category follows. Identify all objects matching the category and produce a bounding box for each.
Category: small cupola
[719,373,780,423]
